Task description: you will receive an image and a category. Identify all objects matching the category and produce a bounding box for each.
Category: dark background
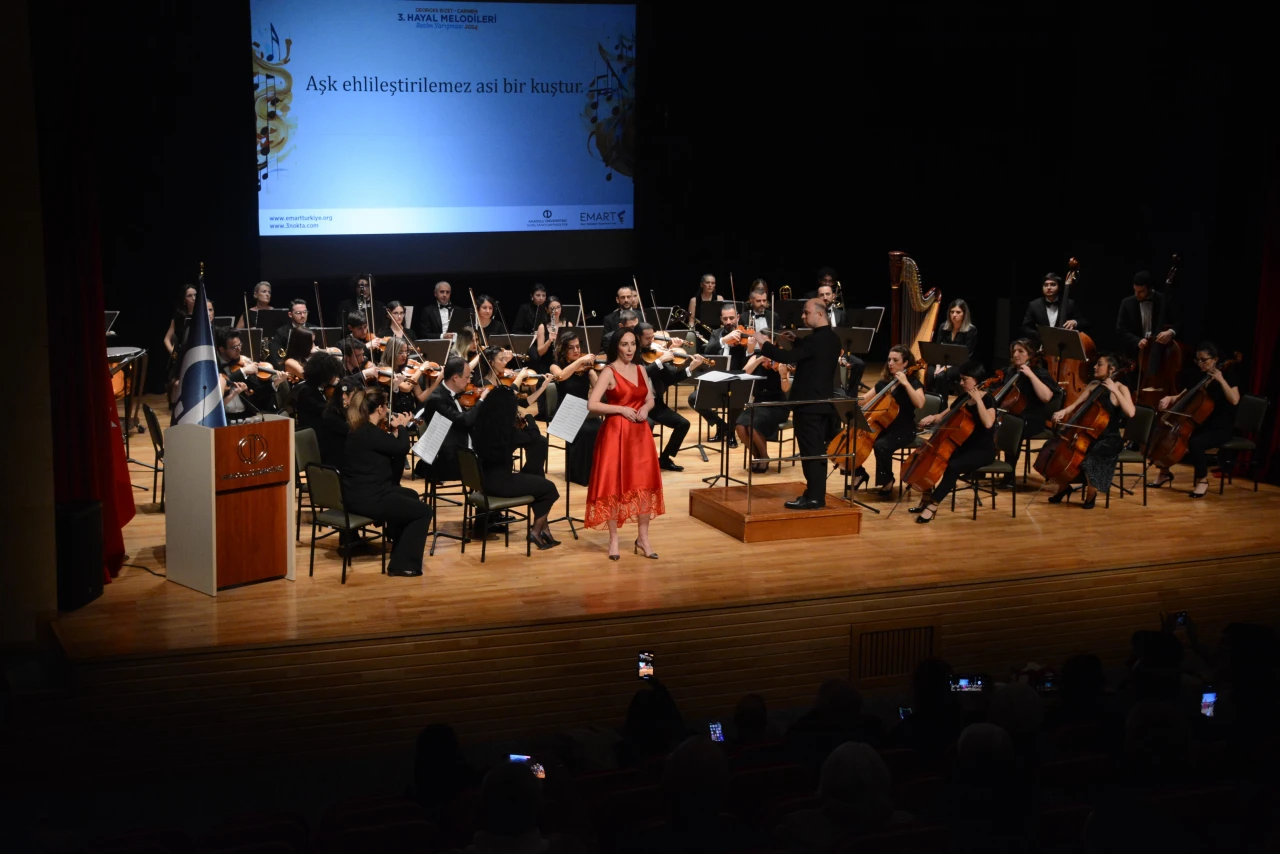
[31,1,1269,392]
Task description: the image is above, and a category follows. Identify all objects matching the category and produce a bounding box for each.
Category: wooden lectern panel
[216,485,288,587]
[213,421,292,493]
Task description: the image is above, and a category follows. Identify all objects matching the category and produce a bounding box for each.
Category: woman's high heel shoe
[850,471,870,492]
[1080,489,1097,510]
[1190,479,1210,498]
[633,540,658,559]
[876,476,896,498]
[527,532,554,551]
[1147,471,1175,489]
[1048,486,1075,504]
[539,529,561,547]
[915,504,937,524]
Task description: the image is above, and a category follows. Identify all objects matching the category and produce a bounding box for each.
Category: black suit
[1020,297,1088,342]
[413,302,459,339]
[343,423,432,574]
[645,360,691,460]
[415,383,484,482]
[761,325,841,501]
[1115,290,1179,356]
[690,325,751,435]
[337,298,388,331]
[600,309,625,333]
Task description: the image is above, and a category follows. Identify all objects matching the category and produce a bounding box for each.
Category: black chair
[294,428,321,541]
[954,414,1024,519]
[1112,405,1156,506]
[1216,394,1270,493]
[894,393,944,498]
[305,463,385,583]
[1019,388,1065,483]
[456,448,534,563]
[141,403,166,508]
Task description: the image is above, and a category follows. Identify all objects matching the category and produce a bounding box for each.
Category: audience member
[884,658,963,763]
[775,742,908,851]
[786,679,883,763]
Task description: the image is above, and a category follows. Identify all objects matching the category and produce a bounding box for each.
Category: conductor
[756,298,841,509]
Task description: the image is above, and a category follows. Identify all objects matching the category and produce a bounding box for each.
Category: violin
[457,383,487,408]
[1041,258,1097,407]
[728,325,757,347]
[1033,363,1136,486]
[641,343,690,366]
[1146,352,1243,470]
[902,371,1005,494]
[828,360,925,475]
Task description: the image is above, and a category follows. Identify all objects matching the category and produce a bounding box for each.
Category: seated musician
[267,300,313,368]
[638,323,706,472]
[292,351,343,433]
[737,353,792,475]
[236,281,275,329]
[335,274,386,335]
[477,345,551,475]
[999,339,1057,488]
[925,300,978,405]
[853,346,924,497]
[379,336,436,416]
[1047,354,1135,508]
[692,302,751,448]
[279,327,315,381]
[215,327,288,420]
[345,311,383,362]
[1148,342,1240,498]
[413,357,491,484]
[911,361,997,523]
[1020,273,1087,341]
[340,337,379,388]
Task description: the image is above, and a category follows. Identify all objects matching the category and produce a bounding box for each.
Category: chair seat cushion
[1116,451,1146,463]
[970,463,1014,476]
[1218,439,1257,451]
[467,494,535,512]
[315,509,378,530]
[1028,429,1056,440]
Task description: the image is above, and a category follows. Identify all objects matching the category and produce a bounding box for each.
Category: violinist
[692,302,751,447]
[512,282,548,335]
[268,300,313,368]
[998,339,1057,487]
[1047,354,1136,508]
[638,323,708,472]
[551,330,601,486]
[1148,342,1240,497]
[852,346,925,496]
[925,299,978,405]
[477,346,552,477]
[379,336,434,415]
[318,379,355,471]
[1116,271,1179,360]
[235,281,274,329]
[342,389,431,578]
[345,311,382,361]
[471,384,562,549]
[340,337,379,388]
[415,357,492,484]
[473,294,506,340]
[292,351,343,433]
[335,273,386,336]
[413,280,459,340]
[1020,273,1087,342]
[911,361,998,523]
[532,295,572,371]
[216,327,287,419]
[280,327,315,380]
[737,353,793,475]
[745,286,770,353]
[384,300,414,339]
[450,326,480,372]
[687,274,723,324]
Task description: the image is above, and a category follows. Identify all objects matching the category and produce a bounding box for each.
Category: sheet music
[547,393,590,443]
[412,412,453,464]
[697,370,763,383]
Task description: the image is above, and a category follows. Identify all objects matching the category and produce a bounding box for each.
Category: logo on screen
[542,209,553,219]
[580,211,627,226]
[237,433,270,465]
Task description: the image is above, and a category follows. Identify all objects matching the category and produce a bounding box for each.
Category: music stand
[417,339,453,366]
[311,327,344,349]
[836,327,875,357]
[845,308,885,334]
[445,306,469,336]
[249,308,289,340]
[1038,325,1089,389]
[697,375,757,487]
[697,300,728,331]
[107,346,153,487]
[650,306,674,331]
[828,399,879,513]
[213,315,235,329]
[777,299,807,331]
[583,325,605,356]
[919,341,970,373]
[504,333,535,355]
[244,327,266,362]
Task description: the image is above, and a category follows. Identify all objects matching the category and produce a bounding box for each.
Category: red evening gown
[585,365,666,528]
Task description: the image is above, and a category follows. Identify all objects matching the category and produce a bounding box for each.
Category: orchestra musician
[1047,354,1136,508]
[815,273,845,328]
[512,283,548,335]
[1148,342,1241,498]
[414,357,492,484]
[756,298,841,510]
[852,345,925,497]
[336,273,386,336]
[601,284,635,332]
[340,337,379,388]
[470,384,562,550]
[687,274,723,324]
[345,311,382,361]
[342,389,431,578]
[999,339,1057,488]
[745,285,770,352]
[1116,270,1179,359]
[280,328,315,380]
[532,294,572,371]
[550,330,601,487]
[473,294,507,340]
[911,361,999,523]
[737,353,793,475]
[235,281,274,329]
[384,300,414,339]
[1020,273,1087,341]
[318,378,356,472]
[413,281,459,340]
[215,327,287,420]
[379,336,437,415]
[925,299,978,405]
[268,300,313,368]
[603,309,639,352]
[163,284,198,405]
[692,302,752,448]
[637,323,708,472]
[477,345,552,475]
[586,327,665,560]
[293,351,344,433]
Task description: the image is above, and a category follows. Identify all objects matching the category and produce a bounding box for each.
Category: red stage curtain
[1250,135,1280,484]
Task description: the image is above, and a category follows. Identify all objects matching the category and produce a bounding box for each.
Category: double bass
[1033,363,1134,486]
[828,360,926,475]
[1041,258,1097,407]
[1135,254,1189,409]
[901,372,1004,494]
[1145,352,1243,470]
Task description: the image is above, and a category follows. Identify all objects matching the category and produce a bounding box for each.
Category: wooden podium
[165,415,296,595]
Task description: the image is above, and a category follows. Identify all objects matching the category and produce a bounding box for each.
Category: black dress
[1003,364,1056,473]
[856,376,922,487]
[1181,366,1240,479]
[925,325,978,403]
[555,370,600,486]
[928,393,998,504]
[1076,390,1126,493]
[317,407,350,471]
[167,309,192,381]
[736,368,790,441]
[342,423,432,574]
[476,427,560,519]
[293,383,327,434]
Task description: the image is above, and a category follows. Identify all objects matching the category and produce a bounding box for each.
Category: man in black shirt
[267,299,313,368]
[1020,272,1088,342]
[413,280,460,340]
[638,324,707,471]
[758,299,841,509]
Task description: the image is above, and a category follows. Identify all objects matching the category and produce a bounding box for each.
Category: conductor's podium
[165,416,296,595]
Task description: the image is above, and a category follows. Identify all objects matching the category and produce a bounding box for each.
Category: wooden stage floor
[29,393,1279,770]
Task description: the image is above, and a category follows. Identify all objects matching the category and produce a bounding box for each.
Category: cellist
[911,361,998,523]
[997,339,1057,488]
[852,346,925,497]
[1147,342,1240,497]
[1047,354,1135,508]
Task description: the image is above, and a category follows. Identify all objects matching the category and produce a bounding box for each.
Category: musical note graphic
[582,34,635,181]
[253,23,297,191]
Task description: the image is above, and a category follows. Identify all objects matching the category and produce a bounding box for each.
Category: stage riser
[14,554,1280,775]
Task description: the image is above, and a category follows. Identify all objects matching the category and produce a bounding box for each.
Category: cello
[1135,254,1188,409]
[1041,258,1096,407]
[1145,352,1243,470]
[828,360,926,475]
[901,372,1004,494]
[1033,362,1135,486]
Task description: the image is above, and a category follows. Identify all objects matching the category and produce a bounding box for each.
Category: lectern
[165,415,296,595]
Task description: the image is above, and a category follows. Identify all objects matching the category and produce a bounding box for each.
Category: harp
[888,251,940,368]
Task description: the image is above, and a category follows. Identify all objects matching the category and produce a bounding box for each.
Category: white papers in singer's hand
[697,370,763,383]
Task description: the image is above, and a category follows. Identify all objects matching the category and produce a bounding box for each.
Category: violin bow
[633,275,647,324]
[242,291,256,361]
[312,280,329,350]
[365,273,378,340]
[468,287,489,350]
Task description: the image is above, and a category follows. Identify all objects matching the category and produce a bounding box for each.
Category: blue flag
[172,275,227,428]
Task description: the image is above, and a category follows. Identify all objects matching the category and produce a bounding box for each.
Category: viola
[901,372,1005,494]
[1146,352,1243,470]
[1042,258,1097,407]
[1033,363,1136,486]
[828,360,926,475]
